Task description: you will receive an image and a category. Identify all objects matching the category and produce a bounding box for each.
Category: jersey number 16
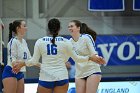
[47,44,57,55]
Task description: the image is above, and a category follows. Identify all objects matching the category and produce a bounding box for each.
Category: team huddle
[2,18,105,93]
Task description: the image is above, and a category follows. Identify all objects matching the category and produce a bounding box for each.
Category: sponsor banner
[68,81,140,93]
[25,81,140,93]
[95,35,140,66]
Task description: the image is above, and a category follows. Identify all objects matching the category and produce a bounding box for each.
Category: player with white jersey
[69,34,101,78]
[27,36,91,82]
[2,20,31,93]
[68,20,105,93]
[6,37,31,72]
[13,18,104,93]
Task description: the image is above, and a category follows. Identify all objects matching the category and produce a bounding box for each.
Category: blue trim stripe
[85,34,95,47]
[9,38,14,62]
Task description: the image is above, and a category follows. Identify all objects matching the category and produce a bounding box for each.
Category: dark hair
[71,20,97,41]
[71,20,81,28]
[9,20,23,41]
[48,18,60,44]
[80,23,97,41]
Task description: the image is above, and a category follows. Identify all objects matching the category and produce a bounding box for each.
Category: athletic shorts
[38,79,69,89]
[82,72,101,80]
[2,66,24,80]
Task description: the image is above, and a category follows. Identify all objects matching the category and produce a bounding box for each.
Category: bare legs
[54,83,69,93]
[2,77,24,93]
[76,74,101,93]
[75,78,86,93]
[37,85,53,93]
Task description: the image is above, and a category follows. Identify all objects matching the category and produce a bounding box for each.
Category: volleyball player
[68,20,105,93]
[2,20,31,93]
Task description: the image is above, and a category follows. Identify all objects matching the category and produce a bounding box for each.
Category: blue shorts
[2,66,24,80]
[38,79,69,89]
[82,72,101,80]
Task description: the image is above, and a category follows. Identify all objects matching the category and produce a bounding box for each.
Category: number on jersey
[23,52,27,59]
[47,44,57,55]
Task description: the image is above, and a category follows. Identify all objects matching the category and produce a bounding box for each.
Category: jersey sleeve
[7,38,18,63]
[65,41,89,63]
[24,39,32,59]
[25,39,41,66]
[85,34,97,55]
[27,48,32,59]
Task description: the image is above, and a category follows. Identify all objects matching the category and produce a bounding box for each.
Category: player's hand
[90,54,106,64]
[66,62,71,69]
[12,61,25,74]
[35,63,41,68]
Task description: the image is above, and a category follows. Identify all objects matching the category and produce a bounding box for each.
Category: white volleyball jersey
[7,37,31,72]
[70,34,101,78]
[26,36,89,81]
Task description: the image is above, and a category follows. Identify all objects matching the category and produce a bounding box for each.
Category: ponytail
[80,23,97,41]
[9,23,13,41]
[70,20,97,41]
[51,33,58,44]
[8,20,23,42]
[48,18,60,44]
